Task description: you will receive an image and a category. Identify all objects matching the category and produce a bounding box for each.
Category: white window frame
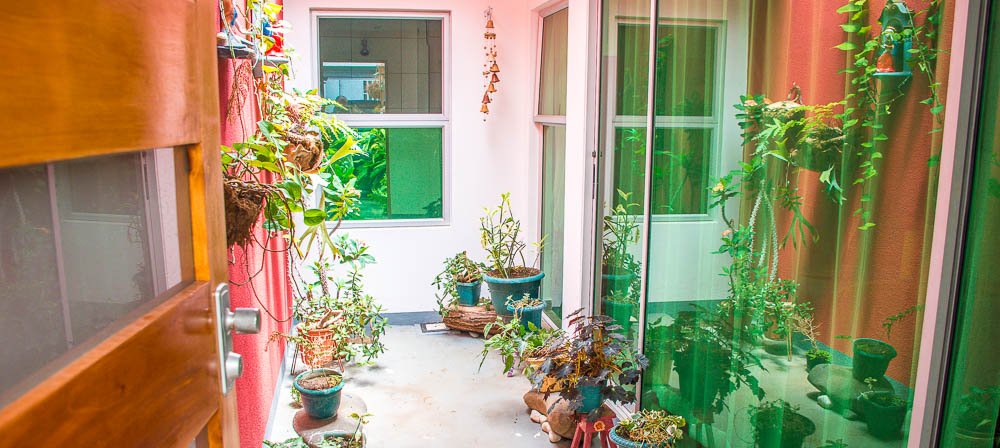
[310,10,451,228]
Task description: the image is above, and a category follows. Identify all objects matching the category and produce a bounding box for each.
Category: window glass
[333,128,443,220]
[538,9,569,116]
[317,18,443,114]
[541,125,566,325]
[0,148,194,404]
[613,127,712,215]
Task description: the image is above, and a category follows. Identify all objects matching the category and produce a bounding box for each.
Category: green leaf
[837,3,863,13]
[835,42,858,51]
[841,23,861,33]
[303,209,325,226]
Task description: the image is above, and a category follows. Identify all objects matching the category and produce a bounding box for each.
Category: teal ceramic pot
[860,392,907,440]
[294,368,345,420]
[483,270,544,316]
[603,298,634,336]
[577,384,604,414]
[507,302,545,330]
[852,338,897,381]
[609,426,673,448]
[455,281,481,306]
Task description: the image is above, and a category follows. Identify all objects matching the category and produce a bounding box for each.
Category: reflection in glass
[316,17,443,114]
[541,125,566,325]
[0,149,194,403]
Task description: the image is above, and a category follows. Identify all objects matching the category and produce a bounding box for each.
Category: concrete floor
[268,325,584,448]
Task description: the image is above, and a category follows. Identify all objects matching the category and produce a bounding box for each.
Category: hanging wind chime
[481,7,500,119]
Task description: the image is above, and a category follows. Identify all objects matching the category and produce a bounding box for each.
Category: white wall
[285,0,545,313]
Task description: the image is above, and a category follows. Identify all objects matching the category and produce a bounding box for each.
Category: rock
[541,421,551,433]
[530,410,545,423]
[524,390,546,413]
[467,331,479,338]
[807,364,893,414]
[523,390,612,440]
[817,394,833,409]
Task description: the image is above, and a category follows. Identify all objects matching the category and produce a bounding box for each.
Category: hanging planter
[223,178,269,247]
[284,130,324,173]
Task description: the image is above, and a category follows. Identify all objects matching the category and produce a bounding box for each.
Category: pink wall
[216,2,293,448]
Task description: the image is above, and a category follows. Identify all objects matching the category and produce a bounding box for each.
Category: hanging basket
[284,130,324,173]
[223,178,268,247]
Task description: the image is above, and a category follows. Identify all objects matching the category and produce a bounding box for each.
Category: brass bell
[481,103,490,113]
[487,83,497,93]
[491,73,500,83]
[482,93,492,104]
[489,62,500,73]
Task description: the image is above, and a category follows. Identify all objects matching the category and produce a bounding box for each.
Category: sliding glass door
[594,1,956,446]
[938,3,1000,446]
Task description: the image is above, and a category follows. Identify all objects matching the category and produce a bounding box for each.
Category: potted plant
[851,305,922,381]
[954,386,1000,446]
[793,315,831,371]
[600,192,641,336]
[859,379,908,440]
[609,409,686,448]
[669,310,765,421]
[529,310,646,416]
[480,193,545,316]
[433,251,484,314]
[506,294,544,330]
[264,412,370,447]
[479,316,564,377]
[642,319,676,388]
[294,368,345,420]
[749,399,816,448]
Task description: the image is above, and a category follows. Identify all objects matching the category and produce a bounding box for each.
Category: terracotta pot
[298,322,338,368]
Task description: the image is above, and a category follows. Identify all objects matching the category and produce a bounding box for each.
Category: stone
[817,394,833,409]
[807,364,893,415]
[530,410,545,423]
[293,393,368,448]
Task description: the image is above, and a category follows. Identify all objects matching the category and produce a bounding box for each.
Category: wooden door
[0,1,239,447]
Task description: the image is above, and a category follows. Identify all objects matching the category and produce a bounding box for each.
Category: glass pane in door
[939,5,1000,445]
[541,125,566,324]
[594,0,651,349]
[0,148,194,404]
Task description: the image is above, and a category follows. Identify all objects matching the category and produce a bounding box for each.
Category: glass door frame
[912,0,996,446]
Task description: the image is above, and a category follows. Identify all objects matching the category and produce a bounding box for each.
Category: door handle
[214,283,260,394]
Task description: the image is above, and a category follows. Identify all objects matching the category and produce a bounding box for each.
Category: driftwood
[442,305,500,336]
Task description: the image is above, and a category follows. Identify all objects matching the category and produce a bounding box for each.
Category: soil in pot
[860,392,907,440]
[223,178,268,247]
[294,369,345,420]
[852,338,897,381]
[483,268,543,316]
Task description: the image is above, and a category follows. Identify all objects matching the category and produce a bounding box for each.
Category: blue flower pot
[456,281,481,306]
[577,384,604,414]
[483,270,544,316]
[610,426,673,448]
[294,368,344,420]
[506,302,544,330]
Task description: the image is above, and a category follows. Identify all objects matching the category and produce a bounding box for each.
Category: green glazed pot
[483,271,544,316]
[455,281,481,306]
[507,302,545,330]
[294,368,345,420]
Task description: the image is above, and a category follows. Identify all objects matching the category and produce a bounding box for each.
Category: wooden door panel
[0,0,234,446]
[2,1,202,166]
[0,283,218,447]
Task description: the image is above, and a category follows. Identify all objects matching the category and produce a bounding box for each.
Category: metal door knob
[226,308,261,334]
[225,352,243,383]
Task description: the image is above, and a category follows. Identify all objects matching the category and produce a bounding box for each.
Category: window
[316,15,447,222]
[536,7,568,325]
